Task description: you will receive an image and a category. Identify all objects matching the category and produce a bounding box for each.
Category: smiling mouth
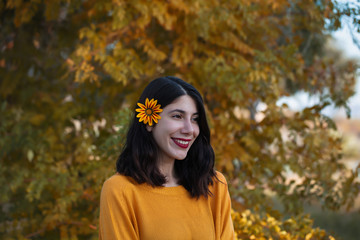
[172,138,191,149]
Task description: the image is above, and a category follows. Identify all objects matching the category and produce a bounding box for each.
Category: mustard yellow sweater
[99,171,235,240]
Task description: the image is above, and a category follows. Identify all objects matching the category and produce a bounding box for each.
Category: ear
[146,125,153,132]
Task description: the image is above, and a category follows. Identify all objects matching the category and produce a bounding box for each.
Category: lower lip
[172,139,190,149]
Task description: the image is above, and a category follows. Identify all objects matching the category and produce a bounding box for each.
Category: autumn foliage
[1,0,359,239]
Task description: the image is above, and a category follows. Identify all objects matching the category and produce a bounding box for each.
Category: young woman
[99,76,235,239]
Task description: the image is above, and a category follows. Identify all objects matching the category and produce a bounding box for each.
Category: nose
[181,118,194,134]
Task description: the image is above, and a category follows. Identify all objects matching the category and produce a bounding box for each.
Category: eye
[172,114,182,119]
[192,116,199,122]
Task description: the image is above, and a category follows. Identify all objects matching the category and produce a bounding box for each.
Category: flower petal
[148,117,153,126]
[136,112,144,118]
[151,99,157,108]
[152,113,161,119]
[152,117,159,124]
[137,103,146,109]
[139,115,147,122]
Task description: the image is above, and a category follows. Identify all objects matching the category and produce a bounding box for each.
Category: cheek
[194,125,200,138]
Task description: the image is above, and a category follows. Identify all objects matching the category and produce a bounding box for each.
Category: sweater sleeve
[213,172,236,240]
[99,176,139,240]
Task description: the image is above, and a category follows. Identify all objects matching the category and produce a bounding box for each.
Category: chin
[173,152,189,161]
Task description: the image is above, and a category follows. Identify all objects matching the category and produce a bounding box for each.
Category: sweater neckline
[116,173,190,196]
[138,182,189,196]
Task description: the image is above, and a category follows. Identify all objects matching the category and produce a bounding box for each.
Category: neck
[157,157,179,187]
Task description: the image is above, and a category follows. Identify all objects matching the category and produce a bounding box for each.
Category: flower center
[145,108,153,116]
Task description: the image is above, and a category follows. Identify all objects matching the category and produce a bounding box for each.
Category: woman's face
[148,95,200,162]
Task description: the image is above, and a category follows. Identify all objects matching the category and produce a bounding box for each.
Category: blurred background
[1,0,360,239]
[278,22,360,239]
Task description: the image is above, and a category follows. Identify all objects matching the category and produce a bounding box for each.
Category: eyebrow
[169,109,199,115]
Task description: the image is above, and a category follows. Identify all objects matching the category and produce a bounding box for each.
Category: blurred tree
[1,0,359,238]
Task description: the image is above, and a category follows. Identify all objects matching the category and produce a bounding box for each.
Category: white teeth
[175,139,188,145]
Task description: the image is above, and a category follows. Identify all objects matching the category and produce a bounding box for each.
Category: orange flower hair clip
[136,98,163,126]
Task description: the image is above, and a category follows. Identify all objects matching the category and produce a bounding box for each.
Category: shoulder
[210,171,229,194]
[208,171,231,207]
[101,174,137,197]
[214,171,228,185]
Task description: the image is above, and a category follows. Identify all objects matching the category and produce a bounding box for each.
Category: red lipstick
[172,138,190,149]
